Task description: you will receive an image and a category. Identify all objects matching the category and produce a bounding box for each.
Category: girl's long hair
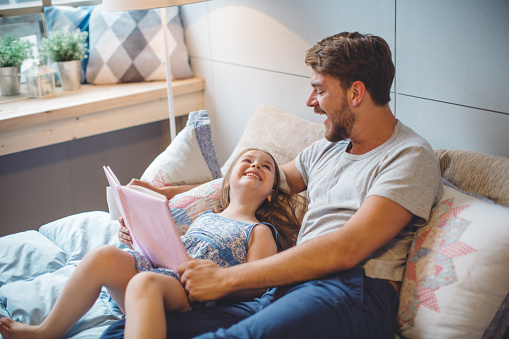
[221,148,306,251]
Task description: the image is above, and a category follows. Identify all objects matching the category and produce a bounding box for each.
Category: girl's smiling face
[230,150,276,201]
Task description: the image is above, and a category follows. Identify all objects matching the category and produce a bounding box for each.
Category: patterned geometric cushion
[43,5,95,84]
[141,110,221,187]
[397,180,509,338]
[85,5,193,84]
[169,178,223,236]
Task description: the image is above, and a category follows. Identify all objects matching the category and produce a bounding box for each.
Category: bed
[1,105,508,338]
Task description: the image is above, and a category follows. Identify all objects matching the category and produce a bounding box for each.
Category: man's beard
[324,101,356,142]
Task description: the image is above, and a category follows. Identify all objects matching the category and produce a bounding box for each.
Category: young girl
[0,149,304,339]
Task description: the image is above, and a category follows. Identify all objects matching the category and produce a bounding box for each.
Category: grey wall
[180,0,509,163]
[1,0,508,236]
[0,122,167,237]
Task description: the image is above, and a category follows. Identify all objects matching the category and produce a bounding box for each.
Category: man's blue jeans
[100,268,398,339]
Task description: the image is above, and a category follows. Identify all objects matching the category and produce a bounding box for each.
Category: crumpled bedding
[0,211,125,338]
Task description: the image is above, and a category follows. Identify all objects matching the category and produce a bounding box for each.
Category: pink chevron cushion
[168,178,223,236]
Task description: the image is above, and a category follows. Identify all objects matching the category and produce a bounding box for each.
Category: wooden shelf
[0,77,205,156]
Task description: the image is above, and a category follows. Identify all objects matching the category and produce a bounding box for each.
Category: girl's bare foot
[0,318,15,339]
[0,318,45,339]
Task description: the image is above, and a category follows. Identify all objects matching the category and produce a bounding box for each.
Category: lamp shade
[103,0,207,11]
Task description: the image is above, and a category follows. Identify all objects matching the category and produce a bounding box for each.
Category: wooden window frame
[0,0,101,17]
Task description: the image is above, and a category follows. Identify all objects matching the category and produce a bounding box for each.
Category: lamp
[103,0,207,141]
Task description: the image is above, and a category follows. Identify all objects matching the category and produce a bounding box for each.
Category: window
[0,0,100,97]
[0,1,100,17]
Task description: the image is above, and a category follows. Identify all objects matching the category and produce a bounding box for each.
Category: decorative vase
[0,66,21,96]
[56,60,81,90]
[23,61,57,98]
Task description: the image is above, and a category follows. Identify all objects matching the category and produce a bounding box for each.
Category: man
[101,32,442,339]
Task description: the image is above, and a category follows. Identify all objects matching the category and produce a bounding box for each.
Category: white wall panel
[396,0,509,114]
[396,94,509,158]
[181,0,396,163]
[206,61,320,164]
[183,0,395,77]
[180,1,212,59]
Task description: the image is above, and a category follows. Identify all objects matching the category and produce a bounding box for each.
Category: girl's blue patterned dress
[127,211,276,308]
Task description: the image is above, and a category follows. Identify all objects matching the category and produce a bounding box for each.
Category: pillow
[44,5,94,34]
[482,291,509,338]
[0,266,121,333]
[39,211,125,265]
[85,5,193,84]
[169,178,223,236]
[221,105,324,175]
[141,110,221,187]
[43,5,95,84]
[0,213,123,330]
[0,231,67,286]
[397,180,509,338]
[434,148,509,207]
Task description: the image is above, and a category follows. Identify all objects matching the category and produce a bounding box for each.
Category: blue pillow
[43,5,95,84]
[39,211,125,265]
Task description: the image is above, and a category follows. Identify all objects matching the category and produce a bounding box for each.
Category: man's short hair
[305,32,395,106]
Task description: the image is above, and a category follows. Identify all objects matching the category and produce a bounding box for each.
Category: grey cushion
[86,5,193,84]
[482,291,509,339]
[221,105,325,175]
[435,149,509,207]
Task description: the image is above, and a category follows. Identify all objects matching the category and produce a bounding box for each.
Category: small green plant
[0,35,34,68]
[40,27,88,62]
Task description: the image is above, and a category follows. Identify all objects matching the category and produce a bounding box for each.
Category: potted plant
[40,27,88,90]
[0,35,34,96]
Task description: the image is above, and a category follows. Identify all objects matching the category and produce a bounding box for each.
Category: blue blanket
[0,211,125,338]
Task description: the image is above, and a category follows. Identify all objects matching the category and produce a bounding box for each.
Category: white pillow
[397,180,509,338]
[141,110,221,187]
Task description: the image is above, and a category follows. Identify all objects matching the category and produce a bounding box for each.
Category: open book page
[103,166,189,270]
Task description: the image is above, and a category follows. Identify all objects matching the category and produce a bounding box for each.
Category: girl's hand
[118,217,133,248]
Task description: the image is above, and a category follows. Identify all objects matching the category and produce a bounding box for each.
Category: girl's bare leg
[124,272,190,339]
[0,245,138,339]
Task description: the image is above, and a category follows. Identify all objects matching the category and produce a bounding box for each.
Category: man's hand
[129,179,202,200]
[178,259,231,302]
[128,179,160,191]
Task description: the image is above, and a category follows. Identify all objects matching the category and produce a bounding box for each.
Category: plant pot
[56,60,81,90]
[0,66,21,96]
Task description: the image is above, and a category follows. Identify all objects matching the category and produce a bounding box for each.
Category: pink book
[103,166,189,270]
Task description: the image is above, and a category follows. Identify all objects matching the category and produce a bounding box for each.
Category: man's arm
[179,194,413,302]
[280,160,307,194]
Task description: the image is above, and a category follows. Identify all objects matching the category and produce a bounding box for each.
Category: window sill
[0,77,205,156]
